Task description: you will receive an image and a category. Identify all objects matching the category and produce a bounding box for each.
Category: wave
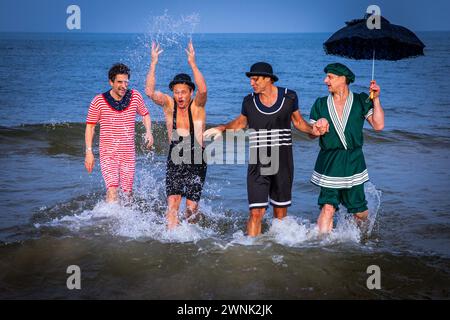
[1,122,448,157]
[29,182,382,247]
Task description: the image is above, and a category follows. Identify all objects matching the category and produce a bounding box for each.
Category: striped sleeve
[86,96,101,124]
[134,90,149,116]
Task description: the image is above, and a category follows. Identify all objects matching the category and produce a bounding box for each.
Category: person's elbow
[144,87,153,98]
[197,85,207,96]
[146,92,160,105]
[145,87,159,102]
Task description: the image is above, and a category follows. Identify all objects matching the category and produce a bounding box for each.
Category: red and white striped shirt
[86,89,149,153]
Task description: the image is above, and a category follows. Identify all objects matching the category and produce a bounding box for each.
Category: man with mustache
[204,62,328,237]
[309,63,384,233]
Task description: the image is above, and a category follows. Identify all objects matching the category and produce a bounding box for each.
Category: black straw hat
[245,62,278,82]
[169,73,195,91]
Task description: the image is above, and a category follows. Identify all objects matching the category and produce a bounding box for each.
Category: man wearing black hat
[309,63,384,233]
[145,41,207,229]
[204,62,327,237]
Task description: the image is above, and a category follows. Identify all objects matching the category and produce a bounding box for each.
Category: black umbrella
[324,14,425,98]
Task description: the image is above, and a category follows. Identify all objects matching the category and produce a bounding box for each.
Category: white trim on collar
[252,88,287,115]
[327,91,353,150]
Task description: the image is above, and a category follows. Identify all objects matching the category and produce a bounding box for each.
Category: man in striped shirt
[85,63,153,203]
[204,62,328,237]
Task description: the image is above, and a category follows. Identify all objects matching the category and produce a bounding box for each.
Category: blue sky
[1,0,449,33]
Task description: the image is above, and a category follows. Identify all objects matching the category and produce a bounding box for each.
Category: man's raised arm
[145,42,171,107]
[186,41,207,108]
[366,80,385,131]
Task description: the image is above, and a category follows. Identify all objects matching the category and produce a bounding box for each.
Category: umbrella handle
[366,83,375,103]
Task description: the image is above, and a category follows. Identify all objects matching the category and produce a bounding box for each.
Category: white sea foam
[216,182,382,249]
[38,200,215,243]
[36,161,381,246]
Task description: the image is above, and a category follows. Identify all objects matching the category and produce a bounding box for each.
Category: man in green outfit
[309,63,385,233]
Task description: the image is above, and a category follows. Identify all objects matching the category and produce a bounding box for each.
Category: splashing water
[123,11,201,121]
[34,153,382,247]
[38,200,215,243]
[365,181,382,235]
[219,182,382,248]
[145,11,200,49]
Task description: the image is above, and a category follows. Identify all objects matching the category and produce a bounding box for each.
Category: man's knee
[186,200,199,212]
[167,195,182,210]
[321,204,336,216]
[249,208,265,220]
[273,207,287,219]
[355,210,368,220]
[106,187,118,202]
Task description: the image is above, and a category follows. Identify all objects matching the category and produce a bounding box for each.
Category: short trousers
[100,151,135,193]
[318,183,368,214]
[247,163,293,209]
[166,159,207,202]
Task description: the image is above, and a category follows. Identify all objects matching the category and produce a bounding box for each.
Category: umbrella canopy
[324,15,425,61]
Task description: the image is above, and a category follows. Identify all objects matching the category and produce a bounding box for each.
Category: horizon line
[0,30,447,34]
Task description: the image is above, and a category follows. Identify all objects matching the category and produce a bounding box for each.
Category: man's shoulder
[91,94,105,104]
[310,96,328,111]
[281,87,298,100]
[353,91,369,101]
[316,95,328,104]
[130,89,144,100]
[242,93,254,103]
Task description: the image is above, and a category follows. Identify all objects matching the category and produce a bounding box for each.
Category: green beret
[324,63,355,83]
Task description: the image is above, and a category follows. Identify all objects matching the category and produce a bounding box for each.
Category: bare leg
[247,208,266,237]
[167,195,182,230]
[106,187,119,203]
[185,199,201,224]
[354,210,369,229]
[273,207,287,220]
[317,204,336,234]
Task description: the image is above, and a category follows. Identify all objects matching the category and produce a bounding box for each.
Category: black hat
[245,62,278,82]
[169,73,195,91]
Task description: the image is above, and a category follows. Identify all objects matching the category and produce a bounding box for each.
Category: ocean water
[0,31,449,299]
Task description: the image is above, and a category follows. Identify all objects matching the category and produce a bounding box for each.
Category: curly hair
[108,63,131,82]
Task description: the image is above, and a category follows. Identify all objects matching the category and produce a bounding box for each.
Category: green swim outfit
[309,91,374,213]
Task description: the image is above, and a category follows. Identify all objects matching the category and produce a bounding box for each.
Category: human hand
[151,42,163,65]
[203,127,223,140]
[85,152,95,173]
[185,40,196,67]
[145,132,154,149]
[312,118,329,136]
[370,80,380,99]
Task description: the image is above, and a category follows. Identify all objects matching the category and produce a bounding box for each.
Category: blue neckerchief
[102,89,132,111]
